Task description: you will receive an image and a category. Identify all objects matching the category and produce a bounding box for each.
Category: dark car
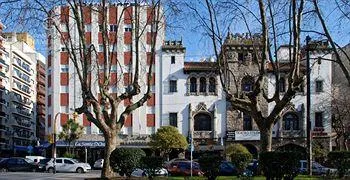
[0,157,39,172]
[38,158,51,172]
[219,161,237,176]
[167,161,203,176]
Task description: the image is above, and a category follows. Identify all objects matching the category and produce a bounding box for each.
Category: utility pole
[306,36,313,176]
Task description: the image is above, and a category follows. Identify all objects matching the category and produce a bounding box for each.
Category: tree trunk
[343,138,348,151]
[101,132,118,178]
[260,123,274,152]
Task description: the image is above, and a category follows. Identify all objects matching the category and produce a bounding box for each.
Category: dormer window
[199,77,206,93]
[209,77,216,93]
[238,53,244,62]
[279,77,286,92]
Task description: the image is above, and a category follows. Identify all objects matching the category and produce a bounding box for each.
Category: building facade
[0,32,45,155]
[46,3,165,149]
[224,33,333,156]
[158,40,226,152]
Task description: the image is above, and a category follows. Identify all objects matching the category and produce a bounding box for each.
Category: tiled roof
[183,61,218,73]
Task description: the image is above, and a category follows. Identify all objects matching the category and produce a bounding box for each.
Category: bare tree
[1,0,165,177]
[181,0,305,152]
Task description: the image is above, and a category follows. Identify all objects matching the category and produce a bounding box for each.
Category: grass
[154,175,329,180]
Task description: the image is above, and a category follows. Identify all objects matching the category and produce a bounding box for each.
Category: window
[98,24,103,32]
[169,113,177,127]
[238,53,244,61]
[109,24,118,32]
[279,77,286,92]
[123,44,131,52]
[64,159,74,164]
[85,24,91,32]
[315,112,323,127]
[199,77,206,93]
[242,76,253,92]
[55,159,62,163]
[209,77,216,93]
[171,56,175,64]
[98,44,104,52]
[243,113,252,130]
[61,66,69,72]
[190,77,197,93]
[169,80,177,93]
[124,24,132,32]
[194,113,211,131]
[61,47,68,52]
[283,113,299,130]
[315,80,323,92]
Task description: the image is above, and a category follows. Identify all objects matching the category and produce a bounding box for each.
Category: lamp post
[52,112,62,174]
[52,111,78,174]
[306,36,313,176]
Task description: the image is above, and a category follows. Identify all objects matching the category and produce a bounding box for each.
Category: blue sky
[1,0,350,62]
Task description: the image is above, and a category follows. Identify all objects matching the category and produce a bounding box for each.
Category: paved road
[0,170,101,180]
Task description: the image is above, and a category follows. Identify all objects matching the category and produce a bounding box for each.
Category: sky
[1,0,350,62]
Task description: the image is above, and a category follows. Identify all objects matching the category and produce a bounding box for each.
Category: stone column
[188,104,193,137]
[206,78,209,95]
[212,104,217,139]
[196,78,200,95]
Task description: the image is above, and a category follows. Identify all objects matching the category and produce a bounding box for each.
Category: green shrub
[260,151,300,180]
[227,144,253,175]
[198,153,223,180]
[110,148,146,177]
[63,152,75,158]
[141,156,165,178]
[328,151,350,178]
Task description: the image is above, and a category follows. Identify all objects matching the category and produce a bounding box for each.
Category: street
[0,170,101,180]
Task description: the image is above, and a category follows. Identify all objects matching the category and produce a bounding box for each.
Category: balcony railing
[193,131,213,139]
[14,117,32,128]
[281,130,304,137]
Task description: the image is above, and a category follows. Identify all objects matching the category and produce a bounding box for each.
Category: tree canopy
[149,126,188,155]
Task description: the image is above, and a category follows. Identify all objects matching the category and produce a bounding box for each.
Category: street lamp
[52,111,78,174]
[306,36,312,176]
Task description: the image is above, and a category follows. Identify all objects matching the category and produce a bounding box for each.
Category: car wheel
[0,168,8,172]
[76,167,84,173]
[48,167,54,173]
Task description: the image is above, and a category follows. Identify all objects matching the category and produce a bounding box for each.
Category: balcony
[37,106,45,115]
[37,76,45,85]
[193,131,213,139]
[281,130,304,137]
[0,124,7,132]
[37,95,45,105]
[13,93,32,106]
[13,105,33,117]
[13,129,33,139]
[37,86,45,95]
[14,116,32,129]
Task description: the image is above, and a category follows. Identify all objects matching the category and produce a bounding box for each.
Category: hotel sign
[235,131,260,141]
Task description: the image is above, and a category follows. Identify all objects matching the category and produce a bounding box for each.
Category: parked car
[219,161,237,176]
[25,156,46,165]
[38,158,52,172]
[167,161,203,176]
[93,159,103,169]
[46,158,91,173]
[299,160,337,175]
[131,168,168,177]
[0,157,39,172]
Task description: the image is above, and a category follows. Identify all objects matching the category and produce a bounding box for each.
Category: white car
[46,158,91,173]
[131,168,168,177]
[93,159,103,169]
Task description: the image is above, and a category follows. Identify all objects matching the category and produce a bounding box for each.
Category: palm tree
[59,118,84,155]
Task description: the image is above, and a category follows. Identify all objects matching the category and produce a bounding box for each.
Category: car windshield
[24,158,34,163]
[40,158,51,164]
[72,159,80,163]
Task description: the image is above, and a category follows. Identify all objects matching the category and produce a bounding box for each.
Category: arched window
[199,77,206,93]
[190,77,197,93]
[194,113,211,131]
[279,77,286,92]
[209,77,216,93]
[243,113,252,130]
[283,112,299,130]
[241,76,254,92]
